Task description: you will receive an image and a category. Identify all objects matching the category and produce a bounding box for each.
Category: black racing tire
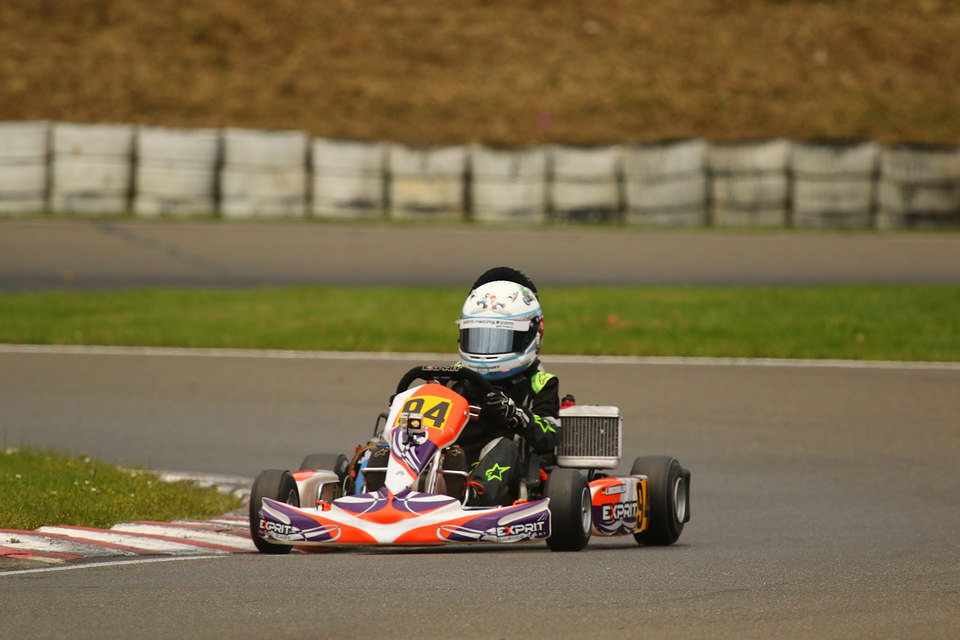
[545,468,592,552]
[299,452,350,482]
[631,456,690,546]
[249,469,300,554]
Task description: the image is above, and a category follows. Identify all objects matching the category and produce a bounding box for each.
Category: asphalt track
[1,221,959,638]
[3,218,960,289]
[2,350,958,639]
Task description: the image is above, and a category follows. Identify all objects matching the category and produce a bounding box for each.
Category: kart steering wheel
[395,364,493,400]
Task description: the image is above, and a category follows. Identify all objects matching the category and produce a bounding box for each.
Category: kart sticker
[590,477,643,536]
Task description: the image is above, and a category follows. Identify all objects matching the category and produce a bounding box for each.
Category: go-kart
[250,364,691,553]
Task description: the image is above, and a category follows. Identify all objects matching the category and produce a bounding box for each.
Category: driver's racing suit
[451,360,561,506]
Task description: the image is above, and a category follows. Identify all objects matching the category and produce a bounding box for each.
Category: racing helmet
[458,267,543,380]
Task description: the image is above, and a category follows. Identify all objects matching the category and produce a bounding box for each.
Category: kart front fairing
[379,382,470,494]
[256,380,552,547]
[258,489,551,546]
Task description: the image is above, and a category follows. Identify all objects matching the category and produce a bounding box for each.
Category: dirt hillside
[1,0,958,145]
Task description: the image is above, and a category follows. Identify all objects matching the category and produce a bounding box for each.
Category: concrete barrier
[710,139,791,227]
[134,126,220,218]
[877,146,960,229]
[220,128,309,218]
[791,141,879,229]
[311,138,386,218]
[470,145,548,223]
[388,144,467,219]
[2,120,959,231]
[550,145,622,222]
[0,121,49,214]
[51,122,134,214]
[624,139,708,226]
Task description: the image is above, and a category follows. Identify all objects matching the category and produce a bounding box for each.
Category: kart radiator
[556,405,621,469]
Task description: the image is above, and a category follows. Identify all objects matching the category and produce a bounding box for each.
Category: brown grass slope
[2,0,958,146]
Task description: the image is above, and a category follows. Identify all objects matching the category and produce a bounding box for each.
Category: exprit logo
[601,501,638,522]
[492,520,547,539]
[260,519,297,536]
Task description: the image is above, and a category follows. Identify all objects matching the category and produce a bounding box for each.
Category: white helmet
[458,268,543,380]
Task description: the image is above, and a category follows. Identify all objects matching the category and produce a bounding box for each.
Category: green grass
[2,284,959,361]
[0,447,242,530]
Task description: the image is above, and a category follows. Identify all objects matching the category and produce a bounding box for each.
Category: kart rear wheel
[299,453,350,483]
[249,469,300,554]
[631,456,690,546]
[546,468,592,552]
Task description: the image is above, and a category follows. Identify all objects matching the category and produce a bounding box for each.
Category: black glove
[484,390,530,434]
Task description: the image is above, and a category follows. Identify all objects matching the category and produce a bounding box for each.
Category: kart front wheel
[299,452,350,483]
[249,469,300,554]
[631,456,690,546]
[546,468,592,552]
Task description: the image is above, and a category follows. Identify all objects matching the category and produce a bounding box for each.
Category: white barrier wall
[550,145,622,222]
[2,120,958,230]
[791,142,879,229]
[624,139,708,226]
[220,128,309,218]
[0,121,49,214]
[470,145,548,223]
[312,138,386,218]
[389,144,467,219]
[710,139,791,227]
[51,122,134,214]
[877,146,960,230]
[134,126,220,218]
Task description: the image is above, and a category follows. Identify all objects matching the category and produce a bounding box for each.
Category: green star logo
[485,463,511,482]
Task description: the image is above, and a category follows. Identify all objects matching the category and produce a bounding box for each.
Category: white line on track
[1,343,958,371]
[0,554,231,577]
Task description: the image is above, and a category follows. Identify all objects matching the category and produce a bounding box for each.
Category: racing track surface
[3,218,960,290]
[2,222,959,638]
[2,350,958,639]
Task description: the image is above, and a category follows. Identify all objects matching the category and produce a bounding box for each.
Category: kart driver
[449,266,562,507]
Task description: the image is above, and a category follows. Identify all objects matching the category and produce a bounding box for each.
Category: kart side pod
[559,406,691,545]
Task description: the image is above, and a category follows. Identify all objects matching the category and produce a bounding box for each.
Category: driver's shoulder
[512,362,557,395]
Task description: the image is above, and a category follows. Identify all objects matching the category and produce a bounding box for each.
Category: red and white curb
[1,516,254,563]
[1,473,256,565]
